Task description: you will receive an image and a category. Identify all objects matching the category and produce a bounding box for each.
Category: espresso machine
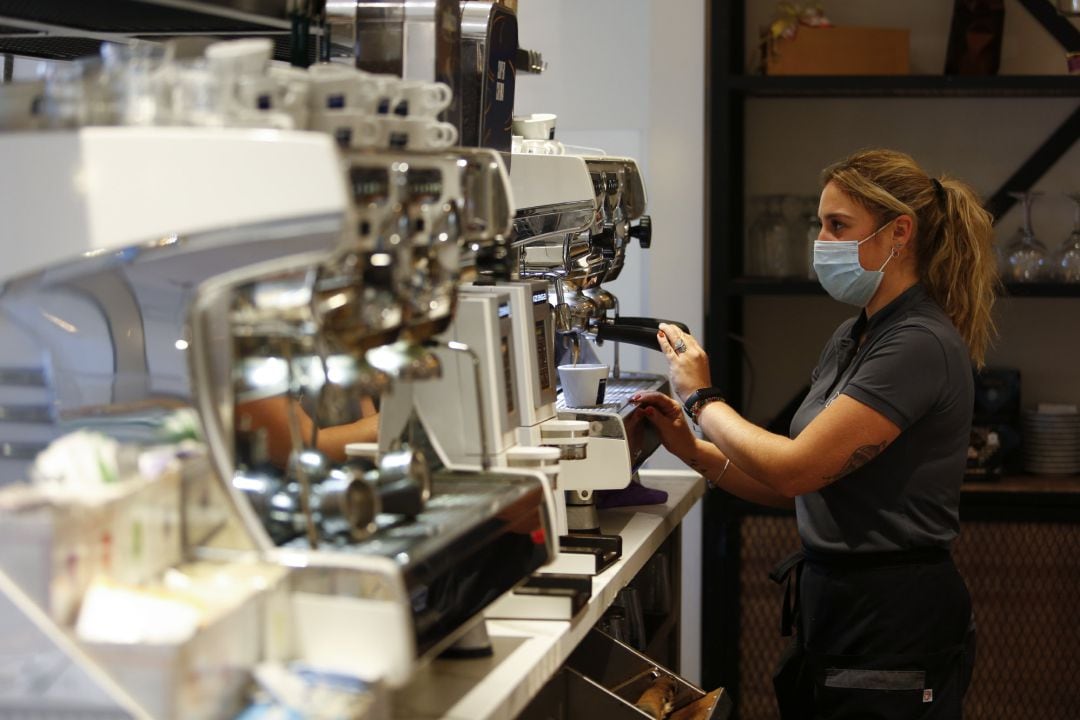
[354,147,606,620]
[0,126,353,717]
[192,145,556,680]
[0,126,552,717]
[512,151,678,538]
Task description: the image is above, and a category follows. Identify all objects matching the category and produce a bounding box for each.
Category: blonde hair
[821,149,998,367]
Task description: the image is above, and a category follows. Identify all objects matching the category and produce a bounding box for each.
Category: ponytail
[922,177,998,367]
[822,149,998,367]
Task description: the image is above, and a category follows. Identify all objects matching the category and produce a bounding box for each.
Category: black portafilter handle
[374,477,425,517]
[616,316,690,333]
[630,215,651,248]
[342,457,426,518]
[595,317,691,351]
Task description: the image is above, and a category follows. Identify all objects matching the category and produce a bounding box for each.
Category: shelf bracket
[984,102,1080,222]
[1016,0,1080,55]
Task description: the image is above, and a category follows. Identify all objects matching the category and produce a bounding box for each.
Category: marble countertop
[392,470,705,720]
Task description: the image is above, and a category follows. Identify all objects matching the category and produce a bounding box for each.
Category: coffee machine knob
[630,215,652,248]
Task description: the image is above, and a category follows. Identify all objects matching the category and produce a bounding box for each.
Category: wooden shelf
[730,75,1080,98]
[730,277,1080,298]
[1000,281,1080,297]
[964,474,1080,493]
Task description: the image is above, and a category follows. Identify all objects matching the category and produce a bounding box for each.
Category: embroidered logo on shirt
[923,688,934,703]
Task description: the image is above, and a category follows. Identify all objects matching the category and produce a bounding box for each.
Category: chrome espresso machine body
[512,151,674,533]
[0,110,550,710]
[192,145,553,686]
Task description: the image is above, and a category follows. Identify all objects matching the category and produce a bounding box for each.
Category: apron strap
[770,550,805,638]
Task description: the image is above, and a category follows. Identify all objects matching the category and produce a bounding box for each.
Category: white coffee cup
[235,75,284,114]
[310,109,380,148]
[308,65,400,116]
[513,112,557,140]
[376,116,458,150]
[268,63,311,128]
[397,80,452,118]
[205,38,272,77]
[520,138,564,155]
[558,363,609,407]
[308,64,364,112]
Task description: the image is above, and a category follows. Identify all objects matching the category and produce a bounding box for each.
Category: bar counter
[392,470,705,720]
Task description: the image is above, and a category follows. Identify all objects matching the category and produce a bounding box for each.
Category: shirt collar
[849,283,928,344]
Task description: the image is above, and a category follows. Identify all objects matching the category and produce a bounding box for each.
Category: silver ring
[673,339,687,354]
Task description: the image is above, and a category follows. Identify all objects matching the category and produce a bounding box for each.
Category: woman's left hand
[657,322,712,403]
[631,390,698,463]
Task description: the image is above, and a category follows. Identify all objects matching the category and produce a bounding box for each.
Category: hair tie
[931,178,946,205]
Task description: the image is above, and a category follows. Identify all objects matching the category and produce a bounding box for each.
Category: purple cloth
[595,480,668,509]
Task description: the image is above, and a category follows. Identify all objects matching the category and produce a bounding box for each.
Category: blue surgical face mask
[813,220,896,307]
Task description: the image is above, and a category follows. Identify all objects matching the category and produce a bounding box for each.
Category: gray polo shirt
[789,284,973,554]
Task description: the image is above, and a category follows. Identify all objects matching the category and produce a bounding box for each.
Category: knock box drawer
[519,628,731,720]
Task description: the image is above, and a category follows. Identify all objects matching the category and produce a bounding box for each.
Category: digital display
[407,168,443,203]
[350,167,389,203]
[532,291,548,304]
[535,320,551,391]
[498,302,512,319]
[501,335,515,414]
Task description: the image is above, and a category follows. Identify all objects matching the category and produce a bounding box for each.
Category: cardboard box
[765,26,910,75]
[0,469,182,625]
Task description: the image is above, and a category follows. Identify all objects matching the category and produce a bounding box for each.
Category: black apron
[772,547,977,720]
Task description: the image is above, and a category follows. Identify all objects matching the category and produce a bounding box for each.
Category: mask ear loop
[856,218,895,247]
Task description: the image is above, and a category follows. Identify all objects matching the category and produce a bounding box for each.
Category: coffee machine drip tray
[557,373,666,416]
[281,472,550,659]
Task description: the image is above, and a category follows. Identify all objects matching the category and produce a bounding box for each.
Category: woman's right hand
[631,390,698,463]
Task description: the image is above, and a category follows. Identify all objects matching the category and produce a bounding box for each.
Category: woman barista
[633,149,995,718]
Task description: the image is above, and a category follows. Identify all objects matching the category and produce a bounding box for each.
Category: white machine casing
[379,292,519,468]
[0,127,346,283]
[458,280,569,538]
[0,127,347,486]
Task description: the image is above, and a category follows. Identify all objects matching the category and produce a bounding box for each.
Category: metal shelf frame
[704,0,1080,704]
[734,74,1080,98]
[0,0,312,61]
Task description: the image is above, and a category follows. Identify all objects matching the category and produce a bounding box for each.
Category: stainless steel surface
[510,200,595,249]
[233,459,379,545]
[564,492,599,533]
[350,0,463,135]
[281,470,551,658]
[0,214,341,488]
[582,157,647,285]
[515,155,653,351]
[193,149,514,553]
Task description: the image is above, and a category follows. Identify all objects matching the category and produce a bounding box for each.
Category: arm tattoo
[824,441,887,483]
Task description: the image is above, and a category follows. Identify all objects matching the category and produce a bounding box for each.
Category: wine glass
[1002,191,1048,283]
[801,195,822,280]
[748,195,791,277]
[1054,193,1080,282]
